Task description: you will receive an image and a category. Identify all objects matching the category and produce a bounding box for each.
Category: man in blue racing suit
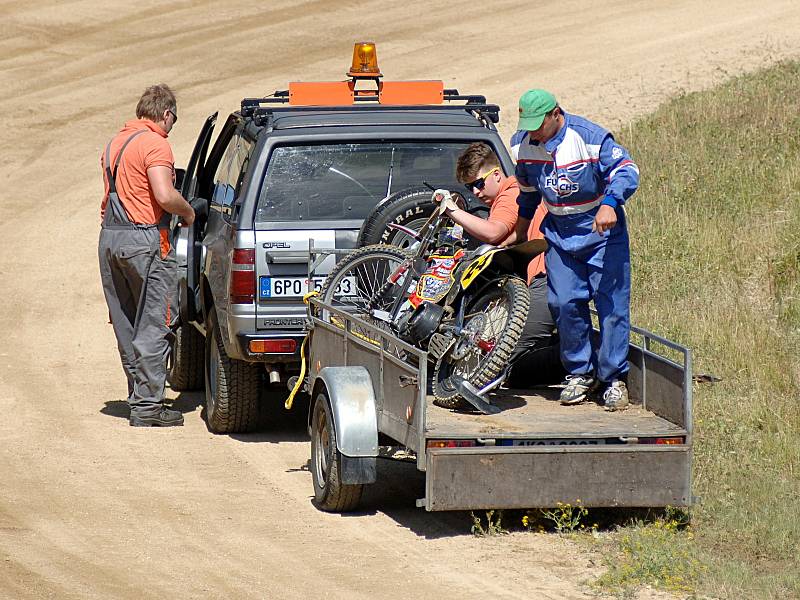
[511,89,639,411]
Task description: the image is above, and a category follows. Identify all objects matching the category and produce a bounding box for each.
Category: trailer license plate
[500,439,607,446]
[260,276,355,298]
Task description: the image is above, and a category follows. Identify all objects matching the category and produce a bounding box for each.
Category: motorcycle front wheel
[318,244,411,328]
[432,276,530,410]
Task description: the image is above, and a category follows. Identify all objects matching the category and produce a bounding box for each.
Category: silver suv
[169,69,515,433]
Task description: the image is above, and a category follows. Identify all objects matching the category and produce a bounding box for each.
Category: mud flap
[341,455,377,485]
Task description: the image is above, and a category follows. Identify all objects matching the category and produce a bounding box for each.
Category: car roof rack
[240,89,500,126]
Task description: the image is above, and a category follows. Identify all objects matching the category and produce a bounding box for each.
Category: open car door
[175,112,217,323]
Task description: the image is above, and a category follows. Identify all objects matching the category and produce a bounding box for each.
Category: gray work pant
[508,275,564,387]
[98,227,177,415]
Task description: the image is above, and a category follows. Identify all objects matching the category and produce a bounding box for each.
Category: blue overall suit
[512,113,639,383]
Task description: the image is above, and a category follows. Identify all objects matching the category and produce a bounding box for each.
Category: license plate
[498,439,607,447]
[259,276,356,298]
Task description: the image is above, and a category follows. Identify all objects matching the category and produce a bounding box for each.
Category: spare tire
[357,187,433,250]
[358,186,490,249]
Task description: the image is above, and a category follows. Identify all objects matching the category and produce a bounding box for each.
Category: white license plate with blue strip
[259,276,355,298]
[498,439,607,447]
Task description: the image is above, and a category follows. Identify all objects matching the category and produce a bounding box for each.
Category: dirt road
[1,1,798,598]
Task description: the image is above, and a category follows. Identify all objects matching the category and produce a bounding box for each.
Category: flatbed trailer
[305,297,693,512]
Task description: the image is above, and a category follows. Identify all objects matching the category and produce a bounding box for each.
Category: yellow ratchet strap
[285,334,308,410]
[285,291,317,410]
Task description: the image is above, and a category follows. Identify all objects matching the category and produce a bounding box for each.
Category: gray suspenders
[102,130,171,231]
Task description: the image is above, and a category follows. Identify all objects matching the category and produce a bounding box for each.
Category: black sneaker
[129,407,184,427]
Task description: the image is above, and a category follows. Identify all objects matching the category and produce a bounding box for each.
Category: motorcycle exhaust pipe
[267,367,281,385]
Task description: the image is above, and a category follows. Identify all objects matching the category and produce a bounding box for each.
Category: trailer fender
[311,366,378,484]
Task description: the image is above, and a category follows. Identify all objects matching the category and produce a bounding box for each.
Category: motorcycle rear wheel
[318,244,411,330]
[432,276,529,410]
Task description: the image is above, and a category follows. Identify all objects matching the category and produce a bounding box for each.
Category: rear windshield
[255,141,478,224]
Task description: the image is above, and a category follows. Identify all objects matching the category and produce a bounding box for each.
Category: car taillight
[231,248,255,304]
[249,339,297,353]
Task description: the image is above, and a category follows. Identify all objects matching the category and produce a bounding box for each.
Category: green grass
[596,60,800,599]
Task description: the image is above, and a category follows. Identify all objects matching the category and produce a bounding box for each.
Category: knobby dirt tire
[204,311,260,433]
[318,245,411,319]
[167,323,204,391]
[311,391,364,512]
[433,277,529,410]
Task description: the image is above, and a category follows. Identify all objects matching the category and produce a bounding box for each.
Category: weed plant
[613,60,800,599]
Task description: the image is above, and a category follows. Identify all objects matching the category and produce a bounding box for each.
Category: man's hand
[148,165,195,226]
[181,208,195,227]
[593,205,618,234]
[432,189,460,215]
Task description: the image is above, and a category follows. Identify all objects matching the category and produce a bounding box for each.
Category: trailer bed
[425,386,685,439]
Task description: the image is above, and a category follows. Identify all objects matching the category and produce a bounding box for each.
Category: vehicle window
[211,134,239,211]
[211,132,255,219]
[255,142,486,224]
[233,137,255,197]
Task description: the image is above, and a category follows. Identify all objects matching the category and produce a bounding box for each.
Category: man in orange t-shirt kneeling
[98,84,195,427]
[438,142,562,386]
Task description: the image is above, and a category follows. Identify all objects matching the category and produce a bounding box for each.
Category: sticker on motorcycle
[408,251,464,307]
[460,250,497,289]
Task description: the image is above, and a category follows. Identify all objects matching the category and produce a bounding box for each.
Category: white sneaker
[603,380,629,412]
[559,374,598,405]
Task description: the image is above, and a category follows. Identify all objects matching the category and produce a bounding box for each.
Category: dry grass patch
[591,61,800,599]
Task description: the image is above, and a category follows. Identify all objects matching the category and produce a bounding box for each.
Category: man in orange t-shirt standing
[98,84,195,427]
[440,143,561,386]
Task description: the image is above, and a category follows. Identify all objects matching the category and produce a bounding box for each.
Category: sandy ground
[1,1,799,598]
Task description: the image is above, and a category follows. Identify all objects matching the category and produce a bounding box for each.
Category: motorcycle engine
[398,301,445,347]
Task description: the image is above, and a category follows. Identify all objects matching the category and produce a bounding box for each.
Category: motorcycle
[318,189,546,413]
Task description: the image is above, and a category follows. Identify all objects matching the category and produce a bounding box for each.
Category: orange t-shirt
[487,176,520,242]
[526,202,548,283]
[486,176,547,283]
[100,119,174,225]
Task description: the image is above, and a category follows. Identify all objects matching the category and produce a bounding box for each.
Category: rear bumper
[235,331,306,363]
[421,445,692,511]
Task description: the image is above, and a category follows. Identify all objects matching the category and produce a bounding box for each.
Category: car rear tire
[204,311,260,433]
[358,186,490,250]
[311,390,364,512]
[167,324,204,391]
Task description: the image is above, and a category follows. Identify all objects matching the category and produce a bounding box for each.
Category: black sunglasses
[464,167,499,192]
[167,108,178,123]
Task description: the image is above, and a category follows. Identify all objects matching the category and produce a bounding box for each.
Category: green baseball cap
[517,89,557,131]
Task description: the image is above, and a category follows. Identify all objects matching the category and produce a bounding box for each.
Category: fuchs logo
[544,172,580,197]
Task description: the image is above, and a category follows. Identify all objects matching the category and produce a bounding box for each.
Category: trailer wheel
[311,390,364,512]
